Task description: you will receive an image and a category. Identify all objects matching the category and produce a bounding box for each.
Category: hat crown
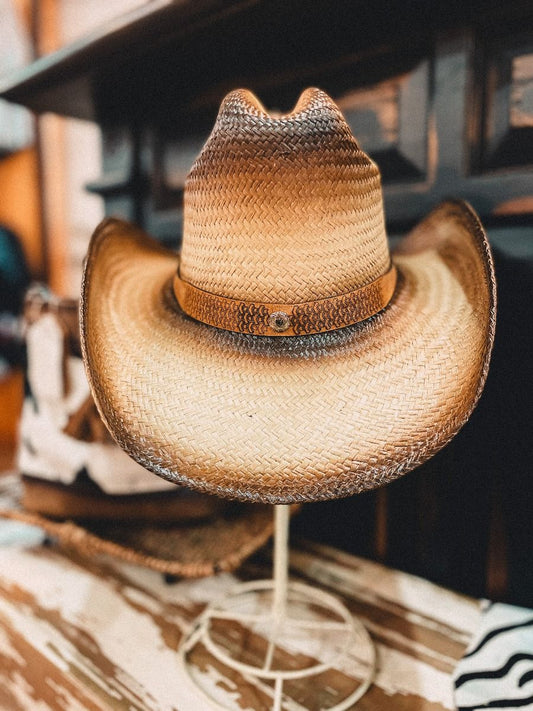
[181,88,391,303]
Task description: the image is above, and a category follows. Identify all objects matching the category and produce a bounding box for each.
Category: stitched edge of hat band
[173,264,397,336]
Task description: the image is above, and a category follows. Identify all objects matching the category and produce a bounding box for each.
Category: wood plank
[0,529,481,710]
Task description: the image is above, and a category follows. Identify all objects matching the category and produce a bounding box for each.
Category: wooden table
[0,515,481,710]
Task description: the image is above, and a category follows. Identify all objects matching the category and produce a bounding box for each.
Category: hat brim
[0,475,283,577]
[80,200,495,504]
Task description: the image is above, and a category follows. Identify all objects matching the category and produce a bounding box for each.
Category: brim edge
[80,202,497,504]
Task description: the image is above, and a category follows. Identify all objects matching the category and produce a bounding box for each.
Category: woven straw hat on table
[81,87,496,505]
[0,473,282,577]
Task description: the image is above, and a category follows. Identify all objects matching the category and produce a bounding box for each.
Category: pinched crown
[180,88,391,304]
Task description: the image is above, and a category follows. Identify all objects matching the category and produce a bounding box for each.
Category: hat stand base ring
[179,505,376,710]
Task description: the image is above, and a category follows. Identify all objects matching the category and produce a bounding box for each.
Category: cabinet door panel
[481,44,533,171]
[337,59,429,183]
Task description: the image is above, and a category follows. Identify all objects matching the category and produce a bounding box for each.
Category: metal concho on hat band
[173,264,397,336]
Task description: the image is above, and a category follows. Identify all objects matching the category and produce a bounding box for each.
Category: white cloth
[18,398,175,494]
[19,315,175,494]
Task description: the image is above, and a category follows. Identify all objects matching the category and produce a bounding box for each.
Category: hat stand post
[179,504,376,710]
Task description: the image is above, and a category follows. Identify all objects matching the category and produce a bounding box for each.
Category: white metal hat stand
[179,504,376,710]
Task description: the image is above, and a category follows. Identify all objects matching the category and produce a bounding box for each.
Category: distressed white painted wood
[0,522,481,710]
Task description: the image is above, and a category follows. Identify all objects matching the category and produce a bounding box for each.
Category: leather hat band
[173,264,397,336]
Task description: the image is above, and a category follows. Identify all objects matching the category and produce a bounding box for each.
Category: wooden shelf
[2,0,531,124]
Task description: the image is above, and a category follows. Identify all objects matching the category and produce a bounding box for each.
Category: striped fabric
[453,602,533,710]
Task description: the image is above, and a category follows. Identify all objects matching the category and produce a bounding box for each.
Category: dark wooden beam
[2,0,532,123]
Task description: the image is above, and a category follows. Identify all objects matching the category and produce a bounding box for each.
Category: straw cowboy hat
[81,88,496,505]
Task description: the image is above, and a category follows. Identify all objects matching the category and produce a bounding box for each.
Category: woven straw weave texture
[0,475,282,578]
[181,88,390,303]
[81,88,495,504]
[81,201,495,504]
